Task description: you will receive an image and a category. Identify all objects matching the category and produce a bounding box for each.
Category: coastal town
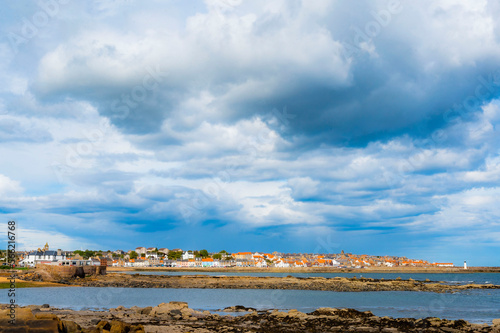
[5,243,458,269]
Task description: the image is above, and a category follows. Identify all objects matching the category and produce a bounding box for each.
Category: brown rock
[96,320,111,330]
[355,327,380,332]
[287,309,307,319]
[180,307,194,319]
[311,307,337,316]
[493,318,500,326]
[34,313,59,320]
[110,320,128,333]
[16,309,36,321]
[26,319,60,331]
[139,307,152,315]
[61,320,82,333]
[150,302,189,317]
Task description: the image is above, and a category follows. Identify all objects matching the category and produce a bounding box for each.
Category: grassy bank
[0,276,67,288]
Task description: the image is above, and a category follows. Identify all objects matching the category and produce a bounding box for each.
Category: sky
[1,0,500,266]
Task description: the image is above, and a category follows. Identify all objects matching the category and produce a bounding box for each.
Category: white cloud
[0,174,23,196]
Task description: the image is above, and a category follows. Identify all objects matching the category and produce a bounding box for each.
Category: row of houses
[12,245,457,269]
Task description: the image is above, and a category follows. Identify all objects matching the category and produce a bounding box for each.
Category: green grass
[0,281,40,288]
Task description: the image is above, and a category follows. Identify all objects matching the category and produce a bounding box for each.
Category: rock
[115,305,126,311]
[180,307,195,319]
[110,320,128,333]
[354,327,379,332]
[97,320,112,330]
[26,318,61,332]
[90,318,101,325]
[311,307,338,316]
[493,318,500,326]
[270,310,287,319]
[139,306,152,315]
[34,313,58,320]
[381,328,400,333]
[287,309,308,319]
[61,319,82,333]
[150,301,189,317]
[14,308,35,321]
[439,328,462,333]
[222,305,256,312]
[41,304,50,308]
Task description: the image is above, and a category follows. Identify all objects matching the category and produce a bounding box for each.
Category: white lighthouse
[464,260,467,270]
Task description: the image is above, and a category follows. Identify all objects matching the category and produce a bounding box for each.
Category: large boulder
[60,320,82,333]
[287,309,308,319]
[150,302,189,317]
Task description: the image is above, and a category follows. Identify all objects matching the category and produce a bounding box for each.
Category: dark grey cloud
[29,1,500,148]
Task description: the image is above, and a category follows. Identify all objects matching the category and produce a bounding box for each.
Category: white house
[146,248,159,259]
[182,251,195,260]
[274,260,290,268]
[133,259,149,267]
[20,249,66,267]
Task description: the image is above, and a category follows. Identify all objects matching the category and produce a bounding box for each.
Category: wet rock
[222,305,256,312]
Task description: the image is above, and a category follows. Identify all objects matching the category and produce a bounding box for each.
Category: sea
[1,272,499,324]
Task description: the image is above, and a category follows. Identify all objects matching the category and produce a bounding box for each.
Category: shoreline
[108,266,500,274]
[1,302,498,332]
[19,272,500,292]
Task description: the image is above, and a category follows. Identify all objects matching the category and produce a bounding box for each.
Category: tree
[212,253,222,260]
[74,250,96,259]
[199,249,209,258]
[168,251,182,260]
[129,251,138,259]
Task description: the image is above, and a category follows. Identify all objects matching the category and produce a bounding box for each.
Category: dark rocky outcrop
[1,303,499,333]
[0,307,144,333]
[29,273,500,293]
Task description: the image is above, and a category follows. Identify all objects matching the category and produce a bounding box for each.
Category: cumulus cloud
[1,0,500,264]
[0,174,23,196]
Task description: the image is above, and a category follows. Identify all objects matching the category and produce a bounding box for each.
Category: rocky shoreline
[20,272,500,292]
[1,302,499,332]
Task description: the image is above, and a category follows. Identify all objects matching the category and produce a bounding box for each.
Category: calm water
[117,271,500,285]
[2,287,499,324]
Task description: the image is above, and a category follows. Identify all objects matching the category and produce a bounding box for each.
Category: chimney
[57,249,62,256]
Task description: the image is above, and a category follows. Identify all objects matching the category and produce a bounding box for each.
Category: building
[20,249,66,267]
[232,252,253,260]
[182,251,195,260]
[158,248,169,255]
[433,263,454,267]
[135,247,147,255]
